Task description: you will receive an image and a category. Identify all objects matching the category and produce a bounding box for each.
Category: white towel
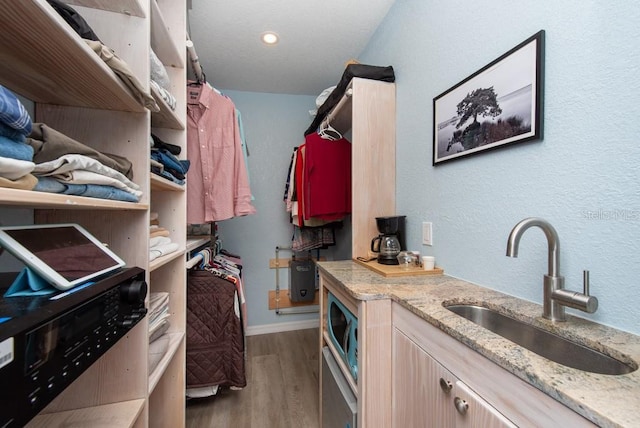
[150,236,172,249]
[149,242,180,261]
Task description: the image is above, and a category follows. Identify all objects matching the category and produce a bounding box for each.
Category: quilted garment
[186,270,246,389]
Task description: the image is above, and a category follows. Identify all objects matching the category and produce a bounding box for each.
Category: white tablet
[0,223,126,291]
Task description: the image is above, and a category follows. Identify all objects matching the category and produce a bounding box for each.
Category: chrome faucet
[506,218,598,321]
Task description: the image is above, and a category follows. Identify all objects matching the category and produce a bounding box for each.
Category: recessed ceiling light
[261,31,279,45]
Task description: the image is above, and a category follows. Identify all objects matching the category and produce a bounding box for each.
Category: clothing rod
[186,38,204,83]
[321,87,353,128]
[186,253,203,269]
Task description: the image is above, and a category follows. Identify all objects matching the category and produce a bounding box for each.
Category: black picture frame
[433,30,545,165]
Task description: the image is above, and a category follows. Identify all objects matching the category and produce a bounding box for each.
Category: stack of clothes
[150,134,189,185]
[0,85,142,202]
[46,0,158,111]
[0,85,37,190]
[29,124,140,202]
[149,212,180,261]
[150,48,177,110]
[148,291,171,374]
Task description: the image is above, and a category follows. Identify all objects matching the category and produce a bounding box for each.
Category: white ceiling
[187,0,396,96]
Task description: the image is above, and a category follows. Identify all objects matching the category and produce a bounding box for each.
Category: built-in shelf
[26,399,146,427]
[149,332,185,394]
[64,0,145,17]
[1,0,187,424]
[150,0,182,67]
[323,87,354,136]
[0,1,145,113]
[150,247,186,272]
[150,174,186,192]
[147,0,188,424]
[0,188,148,210]
[150,84,186,130]
[186,237,211,252]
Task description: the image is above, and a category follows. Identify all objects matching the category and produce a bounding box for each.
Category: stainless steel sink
[445,304,637,375]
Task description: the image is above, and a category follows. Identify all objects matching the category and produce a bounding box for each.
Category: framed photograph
[433,30,544,165]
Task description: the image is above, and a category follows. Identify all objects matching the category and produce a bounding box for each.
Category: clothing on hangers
[303,132,351,221]
[187,248,247,330]
[204,266,237,284]
[187,246,213,270]
[186,270,246,391]
[186,83,256,223]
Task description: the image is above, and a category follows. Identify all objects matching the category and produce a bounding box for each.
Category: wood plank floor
[185,328,319,428]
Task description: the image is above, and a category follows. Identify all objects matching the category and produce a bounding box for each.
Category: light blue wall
[214,90,330,329]
[359,0,640,334]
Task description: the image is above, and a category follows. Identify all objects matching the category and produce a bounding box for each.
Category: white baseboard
[246,317,320,336]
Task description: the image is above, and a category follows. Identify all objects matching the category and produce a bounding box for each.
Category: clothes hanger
[318,119,342,141]
[204,265,238,284]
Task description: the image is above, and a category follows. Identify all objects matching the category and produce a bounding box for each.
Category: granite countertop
[317,260,640,428]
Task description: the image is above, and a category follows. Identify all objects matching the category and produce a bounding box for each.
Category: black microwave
[326,292,358,382]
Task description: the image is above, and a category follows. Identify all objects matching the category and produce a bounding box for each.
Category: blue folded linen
[34,176,139,202]
[0,84,32,135]
[0,122,26,141]
[0,135,34,161]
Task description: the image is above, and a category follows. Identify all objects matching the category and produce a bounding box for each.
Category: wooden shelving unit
[317,78,396,428]
[26,399,147,428]
[0,1,145,111]
[0,0,187,426]
[319,78,397,260]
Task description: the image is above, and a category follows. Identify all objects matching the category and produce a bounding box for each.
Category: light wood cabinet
[392,303,596,428]
[319,272,392,428]
[0,0,186,426]
[317,78,395,428]
[453,380,516,428]
[393,327,515,428]
[323,77,396,260]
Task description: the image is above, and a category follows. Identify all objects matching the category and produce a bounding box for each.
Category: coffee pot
[370,216,406,265]
[371,234,402,263]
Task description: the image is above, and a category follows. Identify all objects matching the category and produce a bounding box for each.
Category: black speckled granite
[318,260,640,428]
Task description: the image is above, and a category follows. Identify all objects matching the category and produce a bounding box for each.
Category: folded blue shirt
[0,121,26,141]
[151,167,185,186]
[0,134,34,161]
[151,148,190,179]
[34,176,139,202]
[0,84,32,135]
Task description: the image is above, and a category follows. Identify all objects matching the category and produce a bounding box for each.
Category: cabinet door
[452,380,516,428]
[393,328,515,428]
[393,329,454,428]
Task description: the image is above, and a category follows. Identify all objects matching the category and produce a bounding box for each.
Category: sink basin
[445,304,637,375]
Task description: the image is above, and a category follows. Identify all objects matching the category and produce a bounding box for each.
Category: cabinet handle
[454,396,468,415]
[439,378,453,393]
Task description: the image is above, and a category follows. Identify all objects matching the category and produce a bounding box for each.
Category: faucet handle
[551,269,598,314]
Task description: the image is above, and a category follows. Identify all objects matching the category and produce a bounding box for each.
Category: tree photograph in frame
[433,30,544,165]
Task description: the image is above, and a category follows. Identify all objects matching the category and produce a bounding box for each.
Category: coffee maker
[370,216,406,264]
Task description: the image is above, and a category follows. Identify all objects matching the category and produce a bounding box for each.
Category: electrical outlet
[422,222,433,246]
